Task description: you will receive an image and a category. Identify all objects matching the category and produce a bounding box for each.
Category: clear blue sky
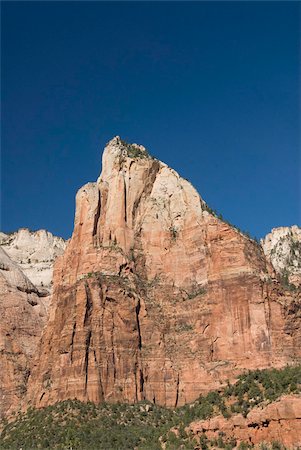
[2,2,300,239]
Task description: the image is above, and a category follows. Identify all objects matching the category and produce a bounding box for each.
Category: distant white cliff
[261,225,301,286]
[0,228,66,294]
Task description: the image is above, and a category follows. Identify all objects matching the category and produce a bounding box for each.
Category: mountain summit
[26,138,300,409]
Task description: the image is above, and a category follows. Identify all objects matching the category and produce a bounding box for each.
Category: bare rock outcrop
[261,226,301,287]
[0,228,66,294]
[26,137,301,409]
[0,248,48,418]
[187,394,301,448]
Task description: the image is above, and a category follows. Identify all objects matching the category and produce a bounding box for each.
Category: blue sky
[2,2,300,239]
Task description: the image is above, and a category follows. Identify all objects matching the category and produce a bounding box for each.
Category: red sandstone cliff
[26,137,301,409]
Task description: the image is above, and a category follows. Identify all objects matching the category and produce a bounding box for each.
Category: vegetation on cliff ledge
[120,138,152,160]
[0,365,300,450]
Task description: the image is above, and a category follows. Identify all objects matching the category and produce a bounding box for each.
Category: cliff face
[26,137,301,409]
[261,226,301,287]
[0,248,48,418]
[0,229,66,295]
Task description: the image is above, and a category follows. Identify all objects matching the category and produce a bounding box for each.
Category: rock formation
[26,137,301,409]
[261,226,301,287]
[0,229,66,294]
[0,248,48,419]
[187,394,301,448]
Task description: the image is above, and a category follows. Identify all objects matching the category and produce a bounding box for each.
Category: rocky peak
[71,138,217,287]
[25,137,301,411]
[101,136,151,179]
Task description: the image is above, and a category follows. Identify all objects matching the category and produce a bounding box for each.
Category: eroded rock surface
[187,395,301,448]
[26,137,301,409]
[262,226,301,287]
[0,248,48,418]
[0,229,66,294]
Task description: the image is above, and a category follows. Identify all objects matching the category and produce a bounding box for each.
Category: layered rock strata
[26,137,301,409]
[0,248,48,418]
